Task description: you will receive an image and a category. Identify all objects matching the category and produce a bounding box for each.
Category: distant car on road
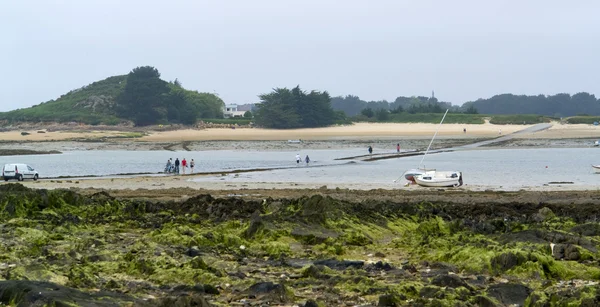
[2,163,39,181]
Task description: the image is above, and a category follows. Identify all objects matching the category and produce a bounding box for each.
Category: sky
[2,0,600,112]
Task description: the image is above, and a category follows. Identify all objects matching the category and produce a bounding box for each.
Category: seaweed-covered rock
[246,282,292,303]
[313,259,364,270]
[486,283,531,306]
[491,252,527,272]
[0,280,138,306]
[571,223,600,236]
[552,244,581,261]
[302,265,329,279]
[472,295,499,307]
[533,207,556,222]
[304,299,320,307]
[431,274,473,290]
[291,225,339,244]
[500,229,596,252]
[365,261,395,272]
[152,294,211,307]
[378,294,401,306]
[243,210,264,238]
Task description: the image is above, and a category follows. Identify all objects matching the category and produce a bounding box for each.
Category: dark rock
[0,280,139,306]
[185,247,201,257]
[581,296,600,307]
[491,252,527,272]
[203,232,214,240]
[304,299,320,307]
[473,295,499,307]
[246,282,291,304]
[487,283,531,306]
[203,284,219,295]
[227,271,247,279]
[313,259,364,270]
[302,265,329,279]
[402,264,417,273]
[571,223,600,236]
[429,262,457,273]
[431,274,473,290]
[85,253,111,263]
[378,294,400,306]
[365,261,395,271]
[300,195,337,223]
[419,286,444,299]
[291,226,339,244]
[189,257,208,270]
[171,284,218,295]
[553,244,581,261]
[152,293,210,307]
[243,210,263,238]
[374,252,386,258]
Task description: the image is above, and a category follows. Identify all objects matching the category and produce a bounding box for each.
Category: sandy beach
[3,122,600,142]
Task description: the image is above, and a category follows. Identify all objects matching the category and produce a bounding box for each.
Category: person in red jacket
[181,158,187,174]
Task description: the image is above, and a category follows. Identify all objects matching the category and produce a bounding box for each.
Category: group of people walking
[165,157,195,174]
[296,154,310,165]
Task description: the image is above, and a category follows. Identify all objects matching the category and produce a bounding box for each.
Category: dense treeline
[254,86,343,129]
[462,93,600,117]
[331,95,461,117]
[332,92,600,118]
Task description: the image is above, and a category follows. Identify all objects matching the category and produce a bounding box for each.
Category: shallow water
[0,148,359,178]
[1,148,599,188]
[193,148,600,189]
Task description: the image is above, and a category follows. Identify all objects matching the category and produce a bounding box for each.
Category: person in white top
[296,154,301,164]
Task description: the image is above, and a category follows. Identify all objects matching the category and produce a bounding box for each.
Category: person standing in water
[296,154,301,164]
[181,158,187,174]
[190,159,195,174]
[305,155,310,165]
[174,158,180,174]
[396,143,400,153]
[368,146,373,155]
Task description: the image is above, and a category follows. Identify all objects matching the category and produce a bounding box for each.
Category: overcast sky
[2,0,599,112]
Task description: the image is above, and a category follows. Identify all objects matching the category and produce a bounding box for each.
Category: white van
[2,164,39,181]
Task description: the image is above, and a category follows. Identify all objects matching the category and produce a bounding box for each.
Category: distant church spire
[431,90,435,99]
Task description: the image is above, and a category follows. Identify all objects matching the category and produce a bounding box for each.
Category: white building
[223,104,246,118]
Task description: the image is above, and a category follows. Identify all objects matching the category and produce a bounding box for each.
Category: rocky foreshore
[0,184,599,306]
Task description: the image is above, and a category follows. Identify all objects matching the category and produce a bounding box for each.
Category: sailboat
[396,109,463,187]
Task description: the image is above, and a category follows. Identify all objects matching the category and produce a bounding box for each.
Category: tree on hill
[116,66,170,126]
[115,66,225,126]
[254,86,336,129]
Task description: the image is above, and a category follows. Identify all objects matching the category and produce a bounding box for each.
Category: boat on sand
[414,171,463,187]
[397,109,464,187]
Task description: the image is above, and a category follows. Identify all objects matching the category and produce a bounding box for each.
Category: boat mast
[418,109,449,169]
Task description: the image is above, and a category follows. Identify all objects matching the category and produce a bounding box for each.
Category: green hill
[0,66,225,126]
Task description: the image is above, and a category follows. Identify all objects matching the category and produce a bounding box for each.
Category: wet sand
[8,172,596,194]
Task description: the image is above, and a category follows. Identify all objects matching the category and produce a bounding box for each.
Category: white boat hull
[403,168,435,182]
[414,171,463,187]
[592,164,600,171]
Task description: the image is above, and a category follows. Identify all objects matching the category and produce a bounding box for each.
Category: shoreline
[8,171,599,193]
[4,122,600,143]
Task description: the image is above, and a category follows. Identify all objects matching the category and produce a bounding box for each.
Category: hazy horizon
[2,0,599,112]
